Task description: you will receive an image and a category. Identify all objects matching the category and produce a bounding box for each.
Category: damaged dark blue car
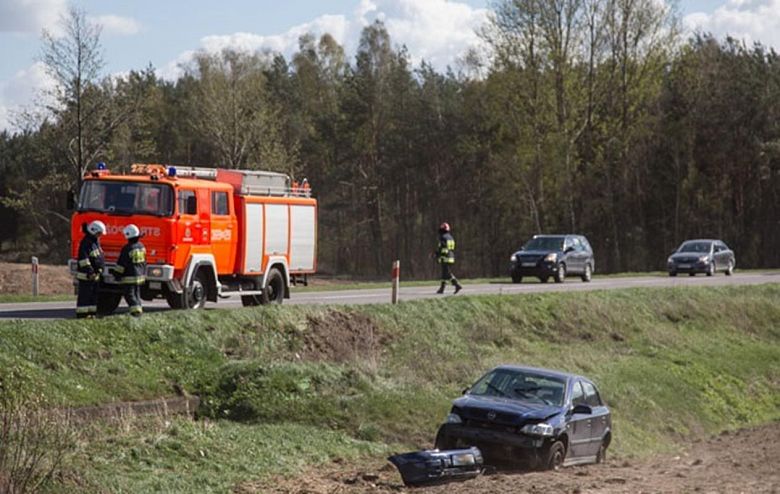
[435,365,611,470]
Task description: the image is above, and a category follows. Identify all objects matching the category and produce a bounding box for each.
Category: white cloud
[89,14,141,36]
[0,61,57,131]
[684,0,780,48]
[0,0,66,33]
[163,0,488,79]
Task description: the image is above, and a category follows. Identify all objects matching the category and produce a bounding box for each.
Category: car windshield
[523,237,564,252]
[678,241,711,253]
[469,368,566,406]
[78,180,174,217]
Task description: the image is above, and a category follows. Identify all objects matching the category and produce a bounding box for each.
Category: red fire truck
[69,163,317,314]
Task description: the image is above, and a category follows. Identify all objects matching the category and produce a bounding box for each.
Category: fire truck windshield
[78,180,174,217]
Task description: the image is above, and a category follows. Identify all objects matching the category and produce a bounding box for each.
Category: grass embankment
[1,285,778,492]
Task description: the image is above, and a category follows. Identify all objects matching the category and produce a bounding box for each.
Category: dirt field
[0,262,72,295]
[248,422,780,493]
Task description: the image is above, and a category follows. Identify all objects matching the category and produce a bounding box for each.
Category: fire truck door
[196,188,210,244]
[209,190,236,273]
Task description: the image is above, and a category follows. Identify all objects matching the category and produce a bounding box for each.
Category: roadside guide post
[391,260,400,304]
[31,256,39,297]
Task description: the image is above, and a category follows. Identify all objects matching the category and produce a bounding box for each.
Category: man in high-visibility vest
[75,220,106,318]
[436,222,463,294]
[111,224,147,316]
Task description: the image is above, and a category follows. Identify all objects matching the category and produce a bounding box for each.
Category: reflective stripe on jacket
[437,233,456,264]
[77,234,104,280]
[114,240,147,285]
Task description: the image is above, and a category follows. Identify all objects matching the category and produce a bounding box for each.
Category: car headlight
[147,266,163,278]
[544,253,557,262]
[510,254,517,262]
[667,257,674,263]
[445,413,463,424]
[520,422,554,436]
[698,255,709,262]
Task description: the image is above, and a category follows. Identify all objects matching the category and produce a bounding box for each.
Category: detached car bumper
[435,423,548,467]
[388,447,483,487]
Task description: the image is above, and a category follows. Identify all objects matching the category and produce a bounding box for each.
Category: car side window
[572,237,582,251]
[582,381,602,407]
[571,381,585,406]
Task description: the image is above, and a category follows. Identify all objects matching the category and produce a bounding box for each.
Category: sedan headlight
[510,254,518,262]
[544,253,557,262]
[520,422,554,436]
[445,413,463,424]
[698,255,709,263]
[667,257,674,264]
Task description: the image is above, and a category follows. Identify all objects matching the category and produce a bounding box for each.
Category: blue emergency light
[96,162,106,170]
[168,166,177,177]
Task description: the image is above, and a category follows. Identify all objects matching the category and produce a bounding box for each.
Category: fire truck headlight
[148,267,163,278]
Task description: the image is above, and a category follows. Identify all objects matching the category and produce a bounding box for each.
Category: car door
[209,189,236,274]
[563,237,580,273]
[582,380,609,457]
[566,380,593,459]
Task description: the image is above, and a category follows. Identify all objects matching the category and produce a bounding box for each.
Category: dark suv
[509,235,594,283]
[435,365,611,470]
[667,239,735,277]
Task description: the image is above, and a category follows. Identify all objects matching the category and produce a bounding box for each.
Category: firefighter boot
[454,282,463,294]
[436,282,446,294]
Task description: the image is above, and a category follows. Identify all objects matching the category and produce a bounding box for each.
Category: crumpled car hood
[453,395,562,423]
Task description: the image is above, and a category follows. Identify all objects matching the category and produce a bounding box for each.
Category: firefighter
[111,224,147,317]
[435,222,463,294]
[75,220,106,318]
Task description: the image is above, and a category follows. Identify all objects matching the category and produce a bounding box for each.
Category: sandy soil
[245,422,780,494]
[0,262,73,295]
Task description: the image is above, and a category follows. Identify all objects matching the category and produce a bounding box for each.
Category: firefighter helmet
[87,220,107,236]
[123,224,141,239]
[439,222,451,232]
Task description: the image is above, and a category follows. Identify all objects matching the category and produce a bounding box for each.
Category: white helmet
[87,220,107,236]
[123,224,141,239]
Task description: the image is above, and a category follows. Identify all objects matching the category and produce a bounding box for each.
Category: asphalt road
[0,271,777,320]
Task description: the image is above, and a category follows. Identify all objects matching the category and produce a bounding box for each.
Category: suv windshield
[523,236,565,252]
[678,241,712,253]
[469,368,566,406]
[78,180,174,217]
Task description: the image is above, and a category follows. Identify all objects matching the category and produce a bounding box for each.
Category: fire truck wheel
[97,292,122,316]
[185,270,208,309]
[263,267,285,305]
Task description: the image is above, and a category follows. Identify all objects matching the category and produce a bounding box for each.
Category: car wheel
[553,264,566,283]
[668,271,677,277]
[581,264,592,282]
[596,440,608,464]
[706,262,715,277]
[689,272,696,277]
[511,273,522,284]
[544,441,566,471]
[725,260,734,276]
[540,277,549,283]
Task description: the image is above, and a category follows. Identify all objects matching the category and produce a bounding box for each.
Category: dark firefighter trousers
[123,284,143,316]
[76,280,98,317]
[440,263,458,284]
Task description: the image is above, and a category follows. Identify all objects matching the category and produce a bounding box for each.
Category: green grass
[0,294,74,303]
[1,284,779,492]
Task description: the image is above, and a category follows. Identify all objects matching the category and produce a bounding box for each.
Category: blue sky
[1,0,778,130]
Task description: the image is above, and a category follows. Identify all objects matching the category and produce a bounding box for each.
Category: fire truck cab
[69,163,317,315]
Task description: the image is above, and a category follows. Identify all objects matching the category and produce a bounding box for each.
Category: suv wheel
[581,264,592,283]
[725,260,734,276]
[668,271,677,277]
[554,264,566,283]
[706,262,715,277]
[511,273,522,284]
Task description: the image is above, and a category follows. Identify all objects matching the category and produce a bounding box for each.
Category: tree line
[1,1,778,277]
